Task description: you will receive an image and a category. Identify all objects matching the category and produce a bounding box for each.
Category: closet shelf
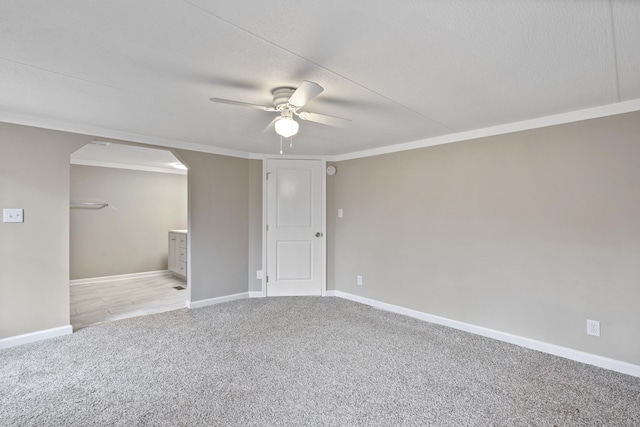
[70,201,109,209]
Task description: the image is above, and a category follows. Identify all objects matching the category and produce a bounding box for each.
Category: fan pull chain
[279,136,283,155]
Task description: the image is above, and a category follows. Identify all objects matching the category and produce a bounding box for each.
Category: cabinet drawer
[178,261,186,275]
[179,235,187,248]
[179,250,186,262]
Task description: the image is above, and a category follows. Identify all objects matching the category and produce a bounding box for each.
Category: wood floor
[70,275,187,331]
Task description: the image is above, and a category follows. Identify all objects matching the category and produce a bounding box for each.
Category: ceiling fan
[210,81,351,151]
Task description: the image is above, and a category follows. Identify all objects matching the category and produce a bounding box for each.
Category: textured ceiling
[1,1,639,157]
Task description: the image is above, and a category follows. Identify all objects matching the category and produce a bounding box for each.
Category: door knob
[315,232,323,237]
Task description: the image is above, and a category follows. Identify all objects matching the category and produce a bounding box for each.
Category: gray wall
[174,149,250,302]
[0,123,87,338]
[70,164,187,280]
[330,111,640,365]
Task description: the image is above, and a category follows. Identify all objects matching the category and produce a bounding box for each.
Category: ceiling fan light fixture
[274,116,299,138]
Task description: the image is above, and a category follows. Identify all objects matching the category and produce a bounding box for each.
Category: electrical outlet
[587,319,600,337]
[338,209,343,218]
[256,270,263,279]
[357,275,363,285]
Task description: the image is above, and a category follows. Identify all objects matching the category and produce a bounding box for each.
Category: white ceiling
[1,1,639,157]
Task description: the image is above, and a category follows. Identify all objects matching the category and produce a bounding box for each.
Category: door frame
[260,157,327,297]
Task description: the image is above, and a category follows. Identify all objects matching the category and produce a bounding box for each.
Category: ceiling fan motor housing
[272,87,296,109]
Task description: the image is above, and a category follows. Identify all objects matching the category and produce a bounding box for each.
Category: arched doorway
[69,141,188,330]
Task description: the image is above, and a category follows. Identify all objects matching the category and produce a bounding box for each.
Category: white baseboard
[249,291,264,298]
[0,325,73,350]
[70,270,171,286]
[325,290,336,297]
[187,292,249,309]
[332,291,640,378]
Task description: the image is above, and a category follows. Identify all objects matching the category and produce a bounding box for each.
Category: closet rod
[70,201,109,209]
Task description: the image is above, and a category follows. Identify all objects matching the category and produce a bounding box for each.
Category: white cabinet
[168,230,187,280]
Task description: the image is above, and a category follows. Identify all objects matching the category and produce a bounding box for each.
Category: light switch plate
[3,208,24,223]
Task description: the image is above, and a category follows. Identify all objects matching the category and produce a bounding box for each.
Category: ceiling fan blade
[262,116,279,133]
[298,111,351,128]
[209,98,276,111]
[287,81,324,108]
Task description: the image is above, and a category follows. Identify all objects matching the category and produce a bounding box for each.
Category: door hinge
[266,172,271,180]
[266,275,269,283]
[266,224,269,232]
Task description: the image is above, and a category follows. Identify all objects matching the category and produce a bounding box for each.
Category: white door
[266,159,323,296]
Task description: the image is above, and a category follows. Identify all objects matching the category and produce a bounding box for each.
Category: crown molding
[329,98,640,162]
[3,98,640,163]
[248,152,328,161]
[0,110,250,159]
